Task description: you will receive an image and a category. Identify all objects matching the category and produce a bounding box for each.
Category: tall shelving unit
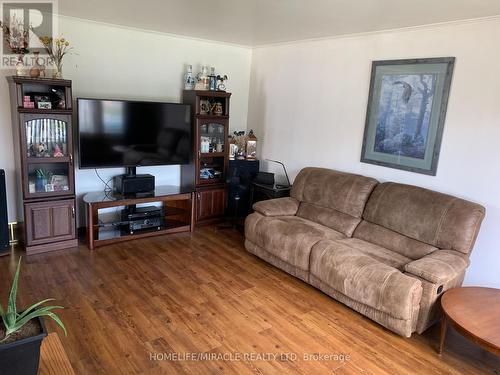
[7,76,77,254]
[181,90,231,224]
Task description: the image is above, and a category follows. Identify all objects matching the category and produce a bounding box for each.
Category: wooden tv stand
[83,185,195,250]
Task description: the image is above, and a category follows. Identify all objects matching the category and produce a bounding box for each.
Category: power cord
[94,169,113,193]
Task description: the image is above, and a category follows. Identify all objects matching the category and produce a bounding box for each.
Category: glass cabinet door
[20,114,74,199]
[197,122,227,184]
[24,118,70,158]
[199,123,226,155]
[27,162,72,194]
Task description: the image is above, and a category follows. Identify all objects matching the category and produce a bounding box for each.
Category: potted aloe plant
[0,257,66,375]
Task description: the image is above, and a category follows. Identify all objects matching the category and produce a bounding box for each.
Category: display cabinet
[7,76,77,254]
[181,90,231,224]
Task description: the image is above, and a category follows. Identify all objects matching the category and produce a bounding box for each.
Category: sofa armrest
[252,197,300,217]
[404,250,470,285]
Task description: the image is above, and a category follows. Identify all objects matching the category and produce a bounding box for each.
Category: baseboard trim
[26,239,79,255]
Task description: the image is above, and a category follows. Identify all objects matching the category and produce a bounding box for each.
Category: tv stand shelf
[83,185,195,250]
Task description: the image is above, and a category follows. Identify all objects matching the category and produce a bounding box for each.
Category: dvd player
[121,206,164,235]
[121,205,163,220]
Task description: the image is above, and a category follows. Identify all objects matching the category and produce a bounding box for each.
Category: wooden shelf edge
[24,195,75,203]
[92,225,191,248]
[26,156,71,164]
[7,75,72,86]
[87,192,192,210]
[200,152,226,158]
[195,115,229,120]
[183,90,231,98]
[198,179,225,185]
[24,190,74,200]
[18,108,72,114]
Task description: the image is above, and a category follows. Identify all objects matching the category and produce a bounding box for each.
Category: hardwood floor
[0,227,498,374]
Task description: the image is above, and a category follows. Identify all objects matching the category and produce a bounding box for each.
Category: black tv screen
[78,98,191,169]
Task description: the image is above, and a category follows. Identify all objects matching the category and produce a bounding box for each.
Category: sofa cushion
[291,167,378,236]
[353,221,437,260]
[245,213,345,271]
[297,202,361,237]
[363,182,485,254]
[404,250,470,284]
[335,238,412,270]
[310,240,422,320]
[253,197,300,217]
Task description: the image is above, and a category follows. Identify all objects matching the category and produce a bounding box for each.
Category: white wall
[248,18,500,288]
[1,13,498,287]
[0,16,252,224]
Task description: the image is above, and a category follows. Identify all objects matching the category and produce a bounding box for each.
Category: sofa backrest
[356,182,485,257]
[291,167,378,236]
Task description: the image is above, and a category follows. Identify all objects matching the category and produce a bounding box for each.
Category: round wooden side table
[439,287,500,355]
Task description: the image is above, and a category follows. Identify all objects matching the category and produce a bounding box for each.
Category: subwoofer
[0,169,9,251]
[227,159,260,217]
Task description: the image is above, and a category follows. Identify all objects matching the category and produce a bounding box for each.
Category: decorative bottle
[15,55,25,76]
[209,67,217,91]
[184,65,195,90]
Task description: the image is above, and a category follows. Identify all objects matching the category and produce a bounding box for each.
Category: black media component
[254,172,275,186]
[0,169,9,251]
[227,159,260,218]
[120,205,164,235]
[113,173,155,195]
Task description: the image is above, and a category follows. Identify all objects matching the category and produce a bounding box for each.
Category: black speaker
[0,170,9,251]
[113,174,155,195]
[227,159,260,217]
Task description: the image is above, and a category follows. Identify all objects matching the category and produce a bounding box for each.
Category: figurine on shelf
[195,66,210,90]
[34,142,46,157]
[211,102,223,116]
[53,144,64,157]
[216,75,228,91]
[200,99,210,115]
[216,140,224,152]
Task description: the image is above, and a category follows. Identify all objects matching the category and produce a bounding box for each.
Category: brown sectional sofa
[244,167,485,337]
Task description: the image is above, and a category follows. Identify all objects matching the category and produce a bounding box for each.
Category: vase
[29,52,45,78]
[15,55,25,76]
[53,63,62,79]
[184,64,195,90]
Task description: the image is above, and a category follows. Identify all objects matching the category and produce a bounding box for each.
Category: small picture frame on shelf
[51,175,69,191]
[45,184,55,192]
[37,101,52,109]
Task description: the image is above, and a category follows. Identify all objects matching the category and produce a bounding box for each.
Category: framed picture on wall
[361,57,455,176]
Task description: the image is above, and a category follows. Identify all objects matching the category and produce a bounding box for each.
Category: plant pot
[0,316,47,375]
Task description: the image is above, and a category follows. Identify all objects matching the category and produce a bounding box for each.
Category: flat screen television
[78,98,191,169]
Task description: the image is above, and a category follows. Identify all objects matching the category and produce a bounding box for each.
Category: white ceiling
[59,0,500,46]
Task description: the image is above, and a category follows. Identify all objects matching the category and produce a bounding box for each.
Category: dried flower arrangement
[0,16,30,55]
[34,34,74,79]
